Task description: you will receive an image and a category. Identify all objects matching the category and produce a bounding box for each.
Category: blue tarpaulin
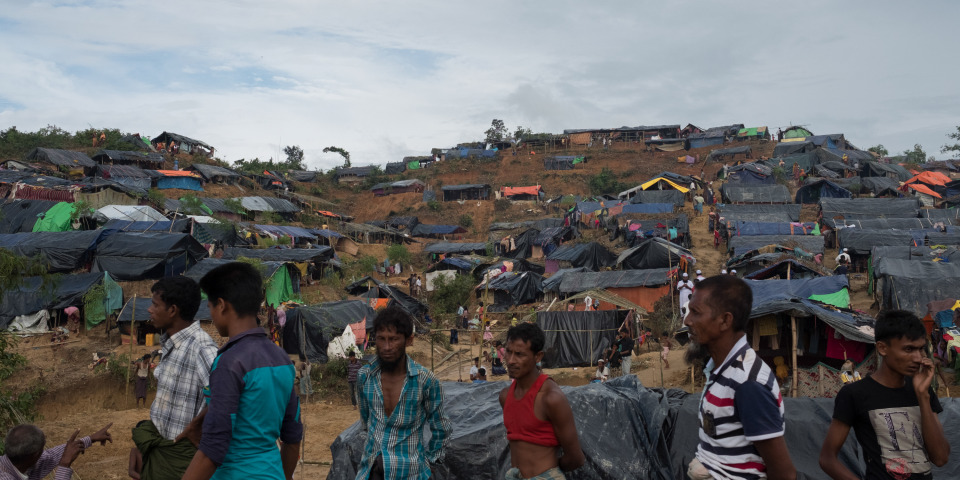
[156,176,203,191]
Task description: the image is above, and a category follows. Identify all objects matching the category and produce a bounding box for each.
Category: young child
[839,359,862,384]
[182,262,303,480]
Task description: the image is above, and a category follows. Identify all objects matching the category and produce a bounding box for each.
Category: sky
[1,1,959,171]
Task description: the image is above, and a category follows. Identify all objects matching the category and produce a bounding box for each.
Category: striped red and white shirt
[696,335,784,479]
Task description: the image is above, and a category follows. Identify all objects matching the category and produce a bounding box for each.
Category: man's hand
[913,358,935,394]
[90,422,113,446]
[176,409,207,447]
[58,430,84,468]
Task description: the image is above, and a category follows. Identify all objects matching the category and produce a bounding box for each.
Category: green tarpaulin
[32,202,75,232]
[808,289,849,309]
[572,156,585,165]
[265,268,299,307]
[85,273,124,329]
[407,161,421,170]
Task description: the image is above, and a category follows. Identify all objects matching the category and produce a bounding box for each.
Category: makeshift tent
[186,258,300,307]
[116,134,156,153]
[30,202,75,232]
[370,179,425,196]
[384,161,407,174]
[859,176,901,197]
[441,184,491,201]
[188,163,241,183]
[687,124,742,149]
[721,184,790,204]
[222,246,333,263]
[477,271,544,311]
[499,186,542,201]
[411,224,467,238]
[542,267,591,294]
[538,310,626,367]
[747,276,870,342]
[118,297,212,323]
[91,232,208,280]
[423,242,488,255]
[736,126,769,140]
[96,164,152,190]
[638,177,689,193]
[543,156,579,170]
[558,269,672,311]
[151,132,215,155]
[0,200,59,233]
[874,258,960,317]
[837,229,917,255]
[728,235,825,257]
[546,242,617,271]
[0,230,111,272]
[616,238,695,270]
[151,170,203,191]
[24,147,96,169]
[724,163,775,185]
[725,221,816,237]
[624,190,685,207]
[923,209,960,224]
[0,272,118,330]
[344,276,427,318]
[825,218,937,230]
[614,203,674,215]
[741,259,824,280]
[819,197,920,220]
[287,170,319,182]
[282,301,375,363]
[795,180,852,204]
[96,205,167,222]
[719,204,801,222]
[708,145,752,161]
[623,214,692,249]
[781,126,814,139]
[494,228,540,259]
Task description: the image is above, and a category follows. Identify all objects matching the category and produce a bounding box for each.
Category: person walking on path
[500,323,584,479]
[347,350,362,410]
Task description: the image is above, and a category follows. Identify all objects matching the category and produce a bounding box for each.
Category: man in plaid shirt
[129,277,218,479]
[356,307,451,480]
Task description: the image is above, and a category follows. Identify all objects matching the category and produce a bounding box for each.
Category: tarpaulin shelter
[423,242,487,255]
[826,218,936,230]
[495,228,540,259]
[188,163,241,184]
[735,126,769,140]
[622,214,692,249]
[721,184,790,204]
[616,237,695,270]
[725,221,816,237]
[151,132,215,156]
[102,218,192,234]
[687,124,743,149]
[117,134,156,152]
[873,257,960,317]
[638,177,689,193]
[0,230,111,272]
[0,272,121,330]
[542,267,591,294]
[411,224,467,238]
[811,164,842,179]
[118,297,212,323]
[819,197,920,220]
[766,151,819,172]
[384,161,407,174]
[370,179,425,196]
[441,184,491,201]
[923,209,960,224]
[719,203,801,222]
[613,203,674,215]
[558,269,672,312]
[96,164,152,190]
[151,170,203,191]
[222,246,333,264]
[837,228,917,255]
[186,258,301,307]
[286,170,319,182]
[724,163,775,185]
[741,258,824,280]
[476,271,544,311]
[622,189,685,207]
[746,276,870,342]
[499,185,542,201]
[282,301,375,363]
[31,202,75,232]
[728,235,825,257]
[538,310,626,367]
[92,150,163,167]
[781,126,814,139]
[344,276,426,318]
[858,176,901,197]
[253,224,316,241]
[91,232,207,280]
[546,242,616,271]
[708,145,752,161]
[543,156,580,170]
[0,200,60,233]
[795,180,853,204]
[97,205,167,222]
[25,147,96,169]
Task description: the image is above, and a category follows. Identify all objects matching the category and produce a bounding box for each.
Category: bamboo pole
[126,295,136,397]
[791,315,798,398]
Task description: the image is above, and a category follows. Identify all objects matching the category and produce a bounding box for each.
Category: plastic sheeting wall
[538,310,625,368]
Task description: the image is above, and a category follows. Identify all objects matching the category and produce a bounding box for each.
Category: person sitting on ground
[835,248,851,265]
[500,323,585,479]
[347,350,362,410]
[820,310,949,480]
[474,367,488,384]
[1,423,112,480]
[593,359,610,383]
[181,262,302,480]
[470,356,481,381]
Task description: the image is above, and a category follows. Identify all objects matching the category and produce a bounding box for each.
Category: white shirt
[595,366,609,381]
[835,252,851,263]
[677,280,694,292]
[470,365,479,378]
[584,296,593,306]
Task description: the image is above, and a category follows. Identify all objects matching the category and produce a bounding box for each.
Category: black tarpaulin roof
[92,150,164,164]
[481,271,544,308]
[222,246,333,263]
[542,267,591,292]
[539,310,626,368]
[837,229,917,255]
[708,145,752,160]
[616,237,696,270]
[0,272,112,329]
[423,242,487,255]
[559,268,672,292]
[546,242,617,271]
[721,184,790,203]
[440,184,491,191]
[718,204,801,222]
[0,200,59,233]
[185,258,284,281]
[819,197,920,219]
[151,132,213,149]
[874,257,960,316]
[728,235,825,256]
[858,176,901,196]
[282,300,375,363]
[91,232,209,280]
[627,190,685,207]
[189,163,241,180]
[25,148,96,168]
[826,218,935,230]
[344,276,427,317]
[0,230,111,272]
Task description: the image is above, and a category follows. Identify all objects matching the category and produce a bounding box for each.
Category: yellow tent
[639,177,689,193]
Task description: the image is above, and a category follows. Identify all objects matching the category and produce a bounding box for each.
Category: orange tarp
[501,186,542,197]
[905,171,951,187]
[905,183,942,198]
[154,170,201,178]
[316,210,342,219]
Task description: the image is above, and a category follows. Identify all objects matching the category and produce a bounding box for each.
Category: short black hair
[506,322,545,354]
[4,425,44,463]
[478,367,486,376]
[151,277,201,322]
[198,262,263,318]
[372,306,414,338]
[695,275,753,332]
[348,350,356,357]
[875,310,927,344]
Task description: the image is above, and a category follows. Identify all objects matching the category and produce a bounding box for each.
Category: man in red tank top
[499,323,584,480]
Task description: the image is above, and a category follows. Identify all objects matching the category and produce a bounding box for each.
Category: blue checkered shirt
[150,321,218,440]
[356,355,451,480]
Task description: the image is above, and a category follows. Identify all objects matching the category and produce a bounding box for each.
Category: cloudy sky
[1,1,958,170]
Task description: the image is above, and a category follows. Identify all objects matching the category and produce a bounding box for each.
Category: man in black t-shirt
[820,310,950,479]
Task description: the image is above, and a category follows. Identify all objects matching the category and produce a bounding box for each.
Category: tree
[588,167,622,195]
[867,144,888,158]
[513,126,532,144]
[902,144,927,164]
[323,146,351,167]
[942,125,960,155]
[429,274,474,314]
[387,244,411,266]
[484,119,508,144]
[283,145,305,170]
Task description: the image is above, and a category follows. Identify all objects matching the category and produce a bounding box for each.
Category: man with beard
[500,323,584,479]
[355,307,451,480]
[683,275,796,480]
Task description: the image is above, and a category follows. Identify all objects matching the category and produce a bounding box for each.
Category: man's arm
[543,383,585,472]
[754,437,796,480]
[280,442,300,480]
[181,450,217,480]
[818,419,858,480]
[914,358,950,466]
[279,376,303,480]
[734,381,795,480]
[424,376,451,463]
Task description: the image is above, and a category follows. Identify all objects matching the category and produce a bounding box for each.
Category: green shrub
[387,244,411,265]
[494,199,511,212]
[428,200,442,212]
[458,214,473,228]
[429,274,474,314]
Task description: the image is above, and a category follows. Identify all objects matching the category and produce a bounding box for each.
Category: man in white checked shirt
[128,277,218,480]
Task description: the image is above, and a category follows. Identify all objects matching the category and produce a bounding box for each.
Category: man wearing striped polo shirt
[683,275,796,480]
